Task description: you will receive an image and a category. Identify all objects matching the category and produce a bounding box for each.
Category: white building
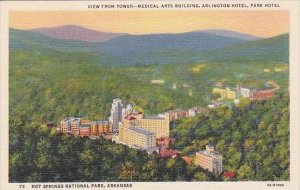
[236,85,256,98]
[195,145,223,175]
[109,99,123,133]
[188,109,196,117]
[122,104,133,120]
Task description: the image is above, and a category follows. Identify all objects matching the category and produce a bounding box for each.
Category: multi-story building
[195,145,223,175]
[90,121,112,135]
[79,123,91,137]
[71,118,81,135]
[118,125,158,153]
[98,121,112,134]
[188,109,196,117]
[122,104,133,122]
[236,85,256,98]
[168,109,189,121]
[60,117,73,133]
[213,87,236,99]
[123,112,170,138]
[252,90,275,100]
[109,99,123,133]
[60,117,81,134]
[90,122,99,135]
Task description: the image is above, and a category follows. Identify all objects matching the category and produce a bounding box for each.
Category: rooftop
[61,117,74,122]
[143,116,164,120]
[198,150,221,158]
[160,149,179,158]
[182,156,193,165]
[72,118,80,123]
[253,90,275,99]
[80,124,91,128]
[223,171,235,178]
[128,127,154,136]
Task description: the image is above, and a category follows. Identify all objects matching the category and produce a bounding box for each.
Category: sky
[10,11,289,37]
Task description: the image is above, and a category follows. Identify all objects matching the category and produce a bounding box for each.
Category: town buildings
[159,149,178,158]
[60,117,81,134]
[79,123,91,137]
[156,137,175,149]
[213,81,279,101]
[252,90,275,100]
[109,99,123,133]
[123,112,170,138]
[117,125,158,153]
[121,104,133,122]
[195,145,223,175]
[213,87,237,99]
[168,109,189,121]
[60,117,112,137]
[90,121,112,135]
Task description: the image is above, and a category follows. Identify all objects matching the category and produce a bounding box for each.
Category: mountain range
[28,25,126,43]
[10,25,289,65]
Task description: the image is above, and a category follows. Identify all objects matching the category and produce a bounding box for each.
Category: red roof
[159,149,178,158]
[125,114,136,120]
[182,156,193,165]
[157,137,175,142]
[253,90,275,99]
[223,171,235,178]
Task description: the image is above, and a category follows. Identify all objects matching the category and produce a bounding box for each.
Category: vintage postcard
[0,1,299,190]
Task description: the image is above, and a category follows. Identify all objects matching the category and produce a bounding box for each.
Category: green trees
[170,96,289,181]
[9,115,204,182]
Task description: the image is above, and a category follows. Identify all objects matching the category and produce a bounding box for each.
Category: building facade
[213,87,236,99]
[109,99,123,133]
[122,104,133,122]
[123,112,170,138]
[71,118,81,135]
[60,117,81,134]
[79,123,91,137]
[90,121,112,135]
[118,125,157,151]
[195,145,223,175]
[168,109,189,121]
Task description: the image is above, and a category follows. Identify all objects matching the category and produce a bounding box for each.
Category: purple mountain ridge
[28,25,126,43]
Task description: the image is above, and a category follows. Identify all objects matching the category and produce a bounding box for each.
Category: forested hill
[9,96,289,182]
[170,96,289,181]
[199,34,289,63]
[10,28,288,65]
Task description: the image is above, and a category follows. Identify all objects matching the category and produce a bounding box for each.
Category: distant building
[159,149,179,158]
[118,125,158,153]
[191,106,209,115]
[60,117,72,133]
[156,137,175,149]
[208,102,222,109]
[188,109,196,117]
[168,109,189,121]
[252,90,275,100]
[60,117,81,134]
[79,123,91,137]
[236,85,256,98]
[123,112,170,138]
[90,121,112,135]
[213,87,236,99]
[71,118,81,135]
[195,145,223,175]
[151,80,165,84]
[122,104,133,122]
[223,171,236,178]
[109,99,123,133]
[182,156,193,165]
